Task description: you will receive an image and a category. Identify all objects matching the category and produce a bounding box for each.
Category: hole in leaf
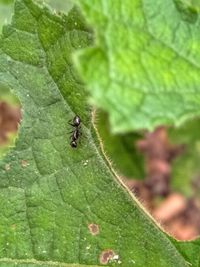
[0,84,21,159]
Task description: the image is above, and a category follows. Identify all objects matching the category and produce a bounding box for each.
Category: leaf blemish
[88,223,99,235]
[20,160,29,167]
[99,249,120,265]
[112,254,122,264]
[4,164,10,171]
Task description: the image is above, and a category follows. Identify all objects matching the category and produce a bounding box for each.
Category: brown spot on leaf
[99,249,115,265]
[21,160,28,167]
[88,223,99,236]
[4,164,10,171]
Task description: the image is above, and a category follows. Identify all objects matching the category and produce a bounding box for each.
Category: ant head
[73,115,81,126]
[70,140,77,148]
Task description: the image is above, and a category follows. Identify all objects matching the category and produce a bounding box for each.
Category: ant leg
[68,122,75,127]
[68,118,76,127]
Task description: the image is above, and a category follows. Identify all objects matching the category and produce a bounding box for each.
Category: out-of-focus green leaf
[45,0,73,12]
[174,0,200,23]
[169,119,200,197]
[97,111,144,179]
[0,0,13,31]
[75,0,200,133]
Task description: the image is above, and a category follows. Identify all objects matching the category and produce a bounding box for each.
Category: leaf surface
[0,0,199,267]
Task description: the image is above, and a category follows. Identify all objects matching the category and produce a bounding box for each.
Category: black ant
[68,115,81,148]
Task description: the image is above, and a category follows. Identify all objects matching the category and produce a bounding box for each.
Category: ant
[68,115,81,148]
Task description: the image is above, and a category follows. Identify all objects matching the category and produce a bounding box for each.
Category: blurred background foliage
[0,84,20,159]
[170,119,200,197]
[97,111,145,179]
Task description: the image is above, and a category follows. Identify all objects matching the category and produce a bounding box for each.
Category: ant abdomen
[70,140,77,148]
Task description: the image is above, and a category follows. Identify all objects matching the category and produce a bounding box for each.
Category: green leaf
[97,111,144,179]
[171,237,200,267]
[0,260,99,267]
[0,0,73,33]
[0,133,17,159]
[0,84,19,104]
[75,0,200,133]
[174,0,200,23]
[169,119,200,197]
[0,0,200,266]
[0,0,13,31]
[45,0,73,13]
